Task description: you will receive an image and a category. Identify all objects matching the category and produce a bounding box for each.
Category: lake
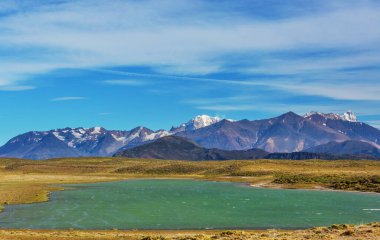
[0,179,379,229]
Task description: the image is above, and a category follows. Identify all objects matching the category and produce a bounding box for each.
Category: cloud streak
[0,0,379,115]
[51,96,87,102]
[0,85,35,91]
[1,0,380,83]
[103,79,148,86]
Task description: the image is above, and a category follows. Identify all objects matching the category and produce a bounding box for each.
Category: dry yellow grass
[0,223,379,240]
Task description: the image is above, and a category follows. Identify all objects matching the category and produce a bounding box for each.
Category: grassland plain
[0,157,379,239]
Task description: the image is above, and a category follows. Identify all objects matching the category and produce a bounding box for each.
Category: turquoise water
[0,179,379,229]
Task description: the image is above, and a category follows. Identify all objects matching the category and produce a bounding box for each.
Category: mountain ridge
[0,115,225,159]
[1,111,379,160]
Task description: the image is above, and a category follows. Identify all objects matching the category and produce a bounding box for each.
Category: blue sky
[1,0,380,144]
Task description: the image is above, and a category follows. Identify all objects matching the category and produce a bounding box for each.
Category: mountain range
[0,111,379,160]
[0,115,221,159]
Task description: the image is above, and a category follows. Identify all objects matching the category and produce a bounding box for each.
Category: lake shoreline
[1,174,378,214]
[1,173,379,215]
[3,177,379,231]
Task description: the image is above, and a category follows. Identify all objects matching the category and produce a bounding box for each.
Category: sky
[0,0,380,144]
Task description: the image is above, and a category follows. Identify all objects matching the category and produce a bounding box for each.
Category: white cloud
[0,0,380,85]
[51,96,87,102]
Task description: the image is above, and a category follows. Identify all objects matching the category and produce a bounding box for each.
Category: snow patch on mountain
[192,115,222,129]
[170,115,225,133]
[111,134,126,142]
[52,132,65,141]
[304,111,357,122]
[91,127,103,134]
[71,130,84,139]
[342,111,357,122]
[144,130,170,141]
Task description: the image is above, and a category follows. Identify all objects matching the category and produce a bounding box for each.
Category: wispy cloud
[0,85,35,91]
[1,0,380,85]
[51,96,87,102]
[100,68,380,101]
[0,0,379,117]
[269,82,380,101]
[236,79,380,101]
[365,120,380,129]
[186,92,380,115]
[197,105,257,111]
[103,79,148,86]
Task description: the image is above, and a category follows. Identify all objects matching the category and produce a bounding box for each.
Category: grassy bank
[0,223,379,239]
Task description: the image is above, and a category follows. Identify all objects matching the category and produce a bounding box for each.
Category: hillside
[114,136,269,160]
[306,140,380,157]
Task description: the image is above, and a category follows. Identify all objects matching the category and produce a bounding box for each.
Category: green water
[0,179,379,229]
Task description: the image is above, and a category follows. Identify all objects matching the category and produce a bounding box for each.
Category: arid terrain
[0,157,379,239]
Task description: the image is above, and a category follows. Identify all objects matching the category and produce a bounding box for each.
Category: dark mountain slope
[306,140,380,157]
[114,136,269,160]
[264,151,379,160]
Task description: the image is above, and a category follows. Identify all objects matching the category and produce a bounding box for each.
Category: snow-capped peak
[341,111,357,122]
[169,114,225,133]
[304,111,357,122]
[91,126,103,134]
[191,115,222,129]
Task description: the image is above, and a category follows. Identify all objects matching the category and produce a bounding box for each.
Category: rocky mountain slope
[0,115,222,159]
[178,111,379,152]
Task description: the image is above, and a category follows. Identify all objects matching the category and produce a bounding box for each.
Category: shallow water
[0,179,379,229]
